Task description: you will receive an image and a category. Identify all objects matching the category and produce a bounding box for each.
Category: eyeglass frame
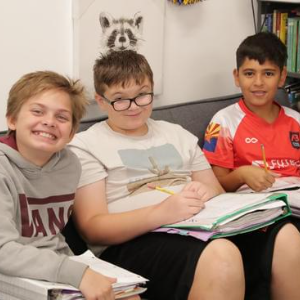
[100,92,154,111]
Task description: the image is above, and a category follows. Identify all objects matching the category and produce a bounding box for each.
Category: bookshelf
[257,0,300,109]
[257,0,300,78]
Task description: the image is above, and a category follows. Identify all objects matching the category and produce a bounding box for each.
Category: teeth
[253,91,265,95]
[36,132,56,140]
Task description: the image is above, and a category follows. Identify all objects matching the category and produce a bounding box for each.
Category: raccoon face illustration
[99,11,144,52]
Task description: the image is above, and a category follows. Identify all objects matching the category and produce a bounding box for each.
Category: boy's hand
[156,190,205,225]
[182,181,220,202]
[79,267,116,300]
[238,166,279,192]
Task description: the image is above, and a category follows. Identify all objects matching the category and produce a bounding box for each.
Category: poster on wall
[73,0,165,100]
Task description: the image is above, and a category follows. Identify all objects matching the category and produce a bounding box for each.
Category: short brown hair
[236,32,287,71]
[93,50,154,95]
[6,71,88,134]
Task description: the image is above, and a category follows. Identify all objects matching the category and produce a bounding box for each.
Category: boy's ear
[233,69,240,88]
[6,115,16,131]
[95,93,106,111]
[278,66,287,88]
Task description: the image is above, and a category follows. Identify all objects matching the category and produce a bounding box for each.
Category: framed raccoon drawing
[73,0,165,100]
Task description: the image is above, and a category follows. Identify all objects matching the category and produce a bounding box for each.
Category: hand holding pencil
[236,144,280,192]
[147,183,205,224]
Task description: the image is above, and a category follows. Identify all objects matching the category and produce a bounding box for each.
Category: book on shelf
[287,17,295,72]
[296,18,300,73]
[273,9,278,35]
[0,250,148,300]
[157,192,290,241]
[279,12,288,44]
[260,6,300,74]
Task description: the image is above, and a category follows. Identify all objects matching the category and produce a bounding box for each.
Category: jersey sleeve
[202,112,235,169]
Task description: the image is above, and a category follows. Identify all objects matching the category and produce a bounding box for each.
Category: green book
[287,18,294,72]
[289,17,300,73]
[163,192,290,239]
[296,18,300,73]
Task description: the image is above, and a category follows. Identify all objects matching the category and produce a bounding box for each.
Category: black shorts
[100,232,207,300]
[100,219,291,300]
[228,218,292,300]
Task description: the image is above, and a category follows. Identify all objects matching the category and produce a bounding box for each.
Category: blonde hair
[7,71,88,134]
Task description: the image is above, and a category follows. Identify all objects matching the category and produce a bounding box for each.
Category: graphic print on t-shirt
[118,143,189,194]
[19,194,73,238]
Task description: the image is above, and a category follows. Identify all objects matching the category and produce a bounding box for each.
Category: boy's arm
[73,179,205,245]
[212,165,276,192]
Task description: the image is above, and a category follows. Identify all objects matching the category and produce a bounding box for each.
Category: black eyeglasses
[101,92,154,111]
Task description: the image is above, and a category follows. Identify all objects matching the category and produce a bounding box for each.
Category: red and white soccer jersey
[203,99,300,176]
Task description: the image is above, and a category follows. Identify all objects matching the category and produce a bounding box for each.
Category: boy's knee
[200,238,243,274]
[195,239,244,292]
[275,223,300,248]
[208,238,241,260]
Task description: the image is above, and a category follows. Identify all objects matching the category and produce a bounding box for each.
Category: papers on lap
[237,176,300,193]
[238,176,300,218]
[0,250,147,300]
[156,192,290,241]
[280,189,300,218]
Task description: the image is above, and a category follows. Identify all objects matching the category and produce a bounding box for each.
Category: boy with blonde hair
[0,70,139,300]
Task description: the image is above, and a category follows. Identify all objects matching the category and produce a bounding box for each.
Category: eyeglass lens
[114,94,153,111]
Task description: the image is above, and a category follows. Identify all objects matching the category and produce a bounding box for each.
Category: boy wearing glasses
[69,50,246,300]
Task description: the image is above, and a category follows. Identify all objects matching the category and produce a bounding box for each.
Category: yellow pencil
[147,183,175,195]
[261,144,269,172]
[154,186,175,195]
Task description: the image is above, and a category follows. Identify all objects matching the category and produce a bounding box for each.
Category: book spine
[287,18,294,72]
[276,11,281,37]
[297,19,300,73]
[273,10,277,34]
[292,18,298,72]
[267,13,273,33]
[280,13,288,44]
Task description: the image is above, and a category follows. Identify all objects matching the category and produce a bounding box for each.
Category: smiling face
[7,89,74,166]
[95,77,153,136]
[233,58,287,112]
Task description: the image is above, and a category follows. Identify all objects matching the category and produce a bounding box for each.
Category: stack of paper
[280,189,300,218]
[0,251,147,300]
[238,176,300,218]
[155,192,290,241]
[238,176,300,193]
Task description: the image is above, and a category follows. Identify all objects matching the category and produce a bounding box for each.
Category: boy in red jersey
[203,32,300,300]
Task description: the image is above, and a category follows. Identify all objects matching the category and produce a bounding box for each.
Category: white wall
[0,0,256,130]
[157,0,256,105]
[0,0,73,132]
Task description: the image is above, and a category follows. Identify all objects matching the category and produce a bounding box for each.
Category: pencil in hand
[147,183,175,195]
[260,144,269,172]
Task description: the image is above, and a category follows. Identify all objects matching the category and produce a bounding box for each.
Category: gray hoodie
[0,135,87,288]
